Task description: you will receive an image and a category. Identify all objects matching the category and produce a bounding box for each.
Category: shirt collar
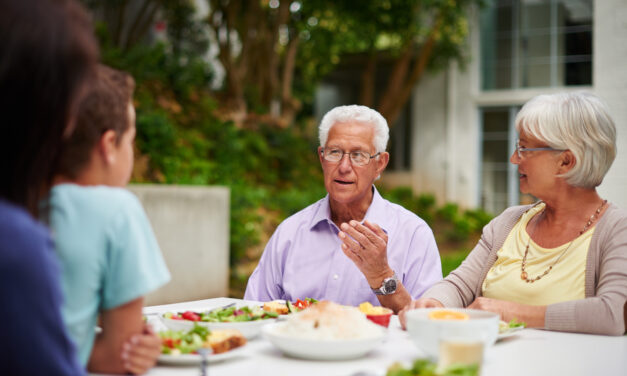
[309,185,389,233]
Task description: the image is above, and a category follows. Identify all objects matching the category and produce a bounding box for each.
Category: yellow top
[482,203,592,305]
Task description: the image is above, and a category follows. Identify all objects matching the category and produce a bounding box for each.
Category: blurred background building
[316,0,626,215]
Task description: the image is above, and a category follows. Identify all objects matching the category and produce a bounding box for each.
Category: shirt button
[333,274,339,280]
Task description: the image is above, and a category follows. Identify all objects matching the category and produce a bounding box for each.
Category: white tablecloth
[142,298,627,376]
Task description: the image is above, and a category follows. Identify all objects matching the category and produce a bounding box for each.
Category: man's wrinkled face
[319,121,388,207]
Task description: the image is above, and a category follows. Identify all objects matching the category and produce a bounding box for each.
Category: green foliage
[92,20,325,268]
[384,187,437,225]
[382,187,490,243]
[441,251,470,277]
[84,0,486,282]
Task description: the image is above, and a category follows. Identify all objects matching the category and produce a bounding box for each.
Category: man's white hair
[319,105,389,153]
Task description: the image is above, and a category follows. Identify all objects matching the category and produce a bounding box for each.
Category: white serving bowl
[262,322,385,360]
[160,315,275,339]
[404,308,499,358]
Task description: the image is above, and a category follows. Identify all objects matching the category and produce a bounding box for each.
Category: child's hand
[121,323,161,374]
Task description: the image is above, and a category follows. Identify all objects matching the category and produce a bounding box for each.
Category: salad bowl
[159,305,277,339]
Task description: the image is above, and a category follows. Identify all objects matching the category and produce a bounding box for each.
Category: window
[480,108,516,214]
[481,0,593,90]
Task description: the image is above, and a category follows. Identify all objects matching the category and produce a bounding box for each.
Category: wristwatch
[371,272,399,295]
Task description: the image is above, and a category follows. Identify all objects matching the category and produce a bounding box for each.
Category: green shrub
[441,250,470,277]
[436,203,459,222]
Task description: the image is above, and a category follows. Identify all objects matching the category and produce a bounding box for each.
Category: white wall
[594,0,627,209]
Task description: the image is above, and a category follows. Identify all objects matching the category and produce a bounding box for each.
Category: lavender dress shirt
[244,187,442,306]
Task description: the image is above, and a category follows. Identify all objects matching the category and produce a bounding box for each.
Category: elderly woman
[399,92,627,335]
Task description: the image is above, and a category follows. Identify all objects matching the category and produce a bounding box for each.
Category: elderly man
[244,105,442,312]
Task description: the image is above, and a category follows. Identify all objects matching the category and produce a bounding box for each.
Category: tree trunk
[359,52,377,107]
[377,44,413,125]
[280,34,301,127]
[384,31,437,127]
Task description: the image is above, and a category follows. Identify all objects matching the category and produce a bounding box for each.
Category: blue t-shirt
[48,184,170,365]
[0,199,84,375]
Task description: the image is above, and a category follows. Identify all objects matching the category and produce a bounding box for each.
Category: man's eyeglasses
[515,139,565,159]
[321,148,380,166]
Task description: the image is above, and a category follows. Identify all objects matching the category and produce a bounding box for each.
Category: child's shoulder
[52,184,142,214]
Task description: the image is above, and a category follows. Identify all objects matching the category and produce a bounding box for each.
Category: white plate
[262,322,385,360]
[497,325,524,340]
[158,346,247,366]
[160,313,275,339]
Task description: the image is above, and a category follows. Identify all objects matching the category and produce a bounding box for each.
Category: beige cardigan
[423,203,627,335]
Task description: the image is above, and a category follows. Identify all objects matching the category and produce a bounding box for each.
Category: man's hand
[338,220,391,286]
[121,323,162,374]
[398,298,444,329]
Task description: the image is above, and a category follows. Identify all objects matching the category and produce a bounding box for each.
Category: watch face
[384,278,397,294]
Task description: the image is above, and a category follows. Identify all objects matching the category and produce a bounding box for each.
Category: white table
[143,298,627,376]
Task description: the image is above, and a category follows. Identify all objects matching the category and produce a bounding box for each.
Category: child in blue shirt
[48,65,170,374]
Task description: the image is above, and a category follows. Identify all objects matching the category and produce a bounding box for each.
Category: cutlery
[196,347,212,376]
[209,302,236,312]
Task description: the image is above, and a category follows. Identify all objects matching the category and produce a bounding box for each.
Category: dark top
[0,199,84,375]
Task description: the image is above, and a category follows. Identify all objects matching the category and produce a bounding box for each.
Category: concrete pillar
[128,184,230,305]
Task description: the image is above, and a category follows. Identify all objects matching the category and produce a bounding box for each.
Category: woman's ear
[99,129,118,165]
[558,150,576,173]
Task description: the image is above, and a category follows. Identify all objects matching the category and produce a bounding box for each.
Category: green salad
[159,325,211,355]
[387,359,479,376]
[499,318,526,333]
[164,305,278,323]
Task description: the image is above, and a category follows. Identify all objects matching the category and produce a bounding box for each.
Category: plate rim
[158,345,247,365]
[497,325,524,340]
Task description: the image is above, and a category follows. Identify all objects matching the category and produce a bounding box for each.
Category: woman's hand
[468,297,546,328]
[398,298,444,330]
[122,323,162,375]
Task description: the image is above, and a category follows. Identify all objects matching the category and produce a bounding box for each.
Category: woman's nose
[510,150,520,164]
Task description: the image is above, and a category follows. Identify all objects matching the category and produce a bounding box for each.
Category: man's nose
[338,153,353,171]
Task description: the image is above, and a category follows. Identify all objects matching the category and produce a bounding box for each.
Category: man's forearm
[376,284,411,314]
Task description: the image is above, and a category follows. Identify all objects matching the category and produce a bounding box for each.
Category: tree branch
[123,0,154,50]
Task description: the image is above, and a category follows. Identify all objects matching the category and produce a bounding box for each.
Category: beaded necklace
[520,199,607,283]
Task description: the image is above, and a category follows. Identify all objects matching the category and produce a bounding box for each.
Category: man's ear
[558,150,576,173]
[99,129,118,165]
[318,146,324,165]
[376,151,390,175]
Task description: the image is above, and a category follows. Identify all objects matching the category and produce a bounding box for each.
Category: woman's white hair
[515,92,616,188]
[319,105,389,153]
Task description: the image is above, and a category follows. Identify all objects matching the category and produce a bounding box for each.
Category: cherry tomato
[181,311,201,321]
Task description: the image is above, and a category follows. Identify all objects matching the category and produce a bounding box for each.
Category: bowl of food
[262,301,385,360]
[358,302,393,328]
[160,305,277,339]
[404,308,499,359]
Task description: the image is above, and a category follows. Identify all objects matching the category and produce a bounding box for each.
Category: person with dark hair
[0,0,98,374]
[49,65,170,374]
